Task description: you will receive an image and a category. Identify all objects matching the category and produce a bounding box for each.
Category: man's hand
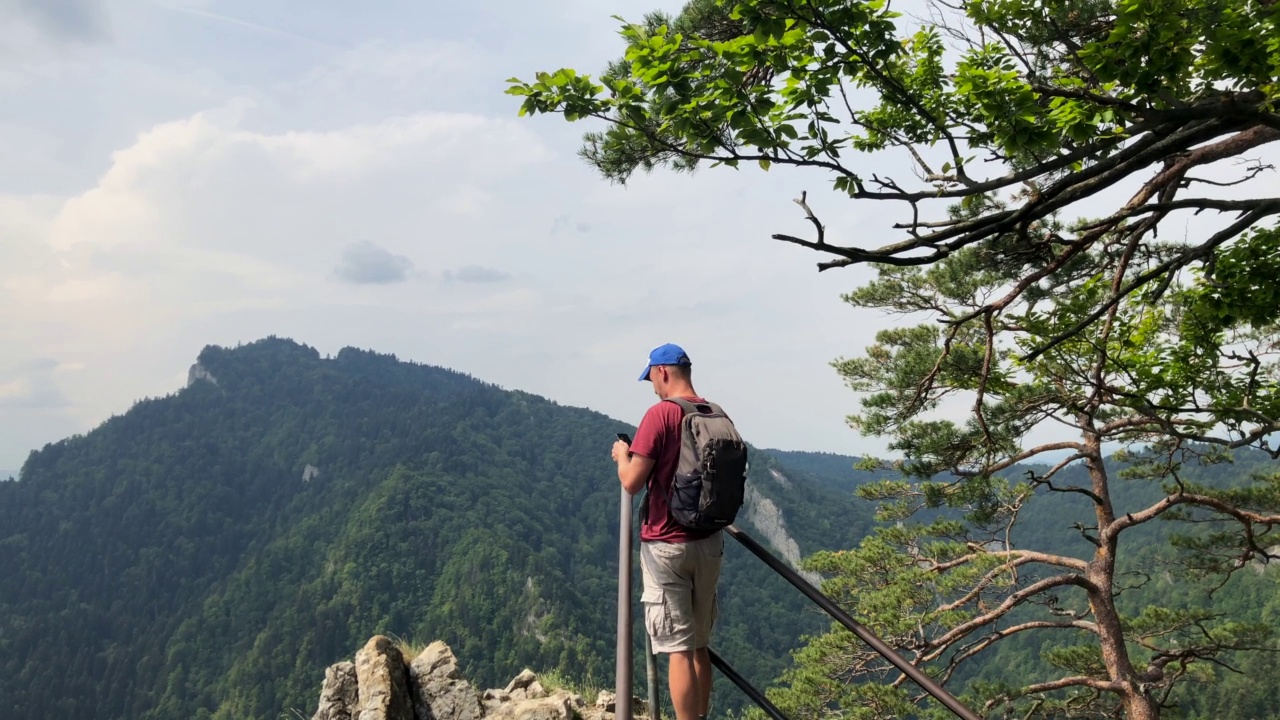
[613,440,653,495]
[611,439,630,463]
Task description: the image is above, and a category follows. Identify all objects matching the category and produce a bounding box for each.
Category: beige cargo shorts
[638,532,724,653]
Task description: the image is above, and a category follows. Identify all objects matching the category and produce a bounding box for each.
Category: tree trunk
[1083,434,1161,719]
[1090,557,1162,718]
[1089,563,1152,717]
[1122,690,1161,720]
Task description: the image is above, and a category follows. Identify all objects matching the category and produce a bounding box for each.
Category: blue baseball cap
[638,343,692,381]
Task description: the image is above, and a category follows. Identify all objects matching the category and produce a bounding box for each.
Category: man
[612,342,724,720]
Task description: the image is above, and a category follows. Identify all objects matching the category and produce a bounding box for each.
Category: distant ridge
[760,448,894,493]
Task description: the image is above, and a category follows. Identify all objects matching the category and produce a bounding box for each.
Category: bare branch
[1018,675,1122,695]
[1098,416,1162,435]
[1181,158,1274,188]
[935,560,1030,615]
[927,574,1095,651]
[926,546,1089,578]
[1110,492,1280,537]
[976,442,1085,476]
[820,117,1249,271]
[939,620,1100,683]
[794,191,824,245]
[1075,196,1280,230]
[973,311,997,450]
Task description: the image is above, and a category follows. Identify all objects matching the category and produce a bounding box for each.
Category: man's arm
[612,440,653,495]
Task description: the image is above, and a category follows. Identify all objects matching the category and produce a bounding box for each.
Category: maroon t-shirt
[630,396,717,543]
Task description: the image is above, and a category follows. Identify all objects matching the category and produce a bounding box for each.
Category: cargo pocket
[641,588,671,642]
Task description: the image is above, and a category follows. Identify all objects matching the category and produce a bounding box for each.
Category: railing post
[616,487,633,720]
[645,635,661,720]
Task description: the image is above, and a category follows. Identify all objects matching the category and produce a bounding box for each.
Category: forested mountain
[0,337,876,720]
[5,337,1274,720]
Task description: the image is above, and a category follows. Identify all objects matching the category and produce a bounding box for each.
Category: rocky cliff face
[742,481,822,586]
[312,636,642,720]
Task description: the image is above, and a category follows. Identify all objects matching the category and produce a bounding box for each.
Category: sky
[0,0,928,472]
[3,1,1273,476]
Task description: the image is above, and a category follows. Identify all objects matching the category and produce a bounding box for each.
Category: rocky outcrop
[743,483,822,586]
[312,636,640,720]
[313,662,359,720]
[186,362,219,387]
[355,636,415,720]
[408,641,483,720]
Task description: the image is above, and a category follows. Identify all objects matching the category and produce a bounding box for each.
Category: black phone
[616,433,632,444]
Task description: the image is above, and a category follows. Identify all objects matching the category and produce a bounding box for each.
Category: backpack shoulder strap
[663,397,697,414]
[670,399,733,423]
[664,397,726,416]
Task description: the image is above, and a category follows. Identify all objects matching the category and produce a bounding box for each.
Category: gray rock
[505,669,546,701]
[312,662,358,720]
[354,635,414,720]
[588,690,647,718]
[483,688,513,710]
[312,638,626,720]
[488,695,574,720]
[409,641,484,720]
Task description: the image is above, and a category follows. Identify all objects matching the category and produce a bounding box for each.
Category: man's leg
[690,533,724,719]
[640,541,699,720]
[667,649,700,720]
[664,646,712,720]
[694,647,712,717]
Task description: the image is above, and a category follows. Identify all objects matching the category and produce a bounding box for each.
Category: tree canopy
[510,2,1280,718]
[507,0,1278,290]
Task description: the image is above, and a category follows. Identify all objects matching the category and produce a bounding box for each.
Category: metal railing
[707,647,788,720]
[616,487,982,720]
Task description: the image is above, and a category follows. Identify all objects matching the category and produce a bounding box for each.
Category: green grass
[386,632,431,664]
[538,667,605,704]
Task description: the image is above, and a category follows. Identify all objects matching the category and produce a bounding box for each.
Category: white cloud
[0,97,559,464]
[42,102,550,255]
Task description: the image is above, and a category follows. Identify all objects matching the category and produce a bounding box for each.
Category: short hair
[663,363,692,380]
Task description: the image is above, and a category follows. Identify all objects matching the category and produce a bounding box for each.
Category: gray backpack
[659,397,748,531]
